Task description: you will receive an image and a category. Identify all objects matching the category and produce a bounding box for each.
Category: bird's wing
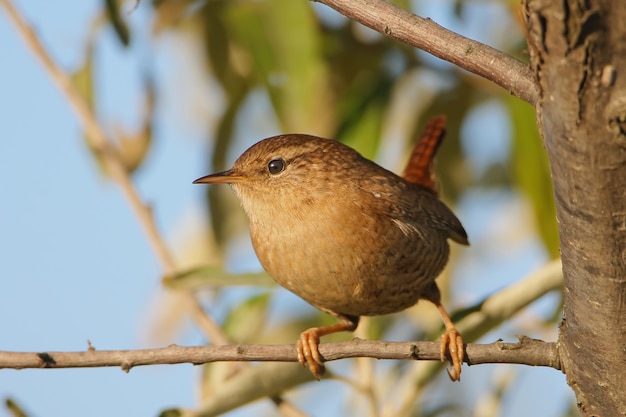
[356,174,469,246]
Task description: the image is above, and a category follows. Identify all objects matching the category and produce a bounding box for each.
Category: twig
[0,337,561,371]
[313,0,538,105]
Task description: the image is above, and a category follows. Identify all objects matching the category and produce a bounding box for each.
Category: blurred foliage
[162,266,274,289]
[70,1,153,177]
[104,0,131,46]
[222,292,271,343]
[507,95,560,258]
[74,0,567,415]
[4,398,29,417]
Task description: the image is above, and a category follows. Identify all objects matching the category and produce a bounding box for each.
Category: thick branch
[314,0,538,105]
[525,0,626,415]
[0,337,560,371]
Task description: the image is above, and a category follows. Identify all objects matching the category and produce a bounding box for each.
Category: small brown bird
[194,128,468,380]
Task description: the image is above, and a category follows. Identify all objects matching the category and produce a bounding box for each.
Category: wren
[194,132,469,381]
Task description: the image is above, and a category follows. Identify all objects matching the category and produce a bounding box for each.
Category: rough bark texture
[525,1,626,416]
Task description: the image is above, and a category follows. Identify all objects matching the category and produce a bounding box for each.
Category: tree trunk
[525,1,626,415]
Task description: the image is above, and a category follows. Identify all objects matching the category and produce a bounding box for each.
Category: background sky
[0,2,575,416]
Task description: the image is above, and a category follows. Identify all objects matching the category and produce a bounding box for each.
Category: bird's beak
[193,169,246,184]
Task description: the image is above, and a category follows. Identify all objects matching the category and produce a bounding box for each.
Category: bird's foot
[297,329,325,380]
[439,326,464,382]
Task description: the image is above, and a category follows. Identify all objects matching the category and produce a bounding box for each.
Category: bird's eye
[267,158,286,175]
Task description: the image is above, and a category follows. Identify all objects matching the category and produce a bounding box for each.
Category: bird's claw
[439,327,464,382]
[297,330,325,380]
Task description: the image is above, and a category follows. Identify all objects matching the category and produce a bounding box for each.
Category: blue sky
[0,2,575,416]
[0,2,202,415]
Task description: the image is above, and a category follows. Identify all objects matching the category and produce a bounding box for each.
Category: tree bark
[525,1,626,416]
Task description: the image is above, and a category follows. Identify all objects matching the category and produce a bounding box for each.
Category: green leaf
[426,80,480,201]
[335,74,392,159]
[5,398,29,417]
[208,86,250,249]
[71,34,109,175]
[157,408,181,417]
[71,42,95,111]
[162,266,274,290]
[223,293,272,344]
[115,74,154,174]
[152,0,198,32]
[104,0,131,46]
[507,95,560,258]
[224,0,331,133]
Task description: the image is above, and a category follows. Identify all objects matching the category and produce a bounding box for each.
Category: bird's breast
[247,197,450,317]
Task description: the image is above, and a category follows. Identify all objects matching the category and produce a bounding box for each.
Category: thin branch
[189,260,564,417]
[313,0,538,105]
[0,336,561,371]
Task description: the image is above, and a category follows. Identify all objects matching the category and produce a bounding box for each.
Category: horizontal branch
[314,0,538,105]
[0,336,561,372]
